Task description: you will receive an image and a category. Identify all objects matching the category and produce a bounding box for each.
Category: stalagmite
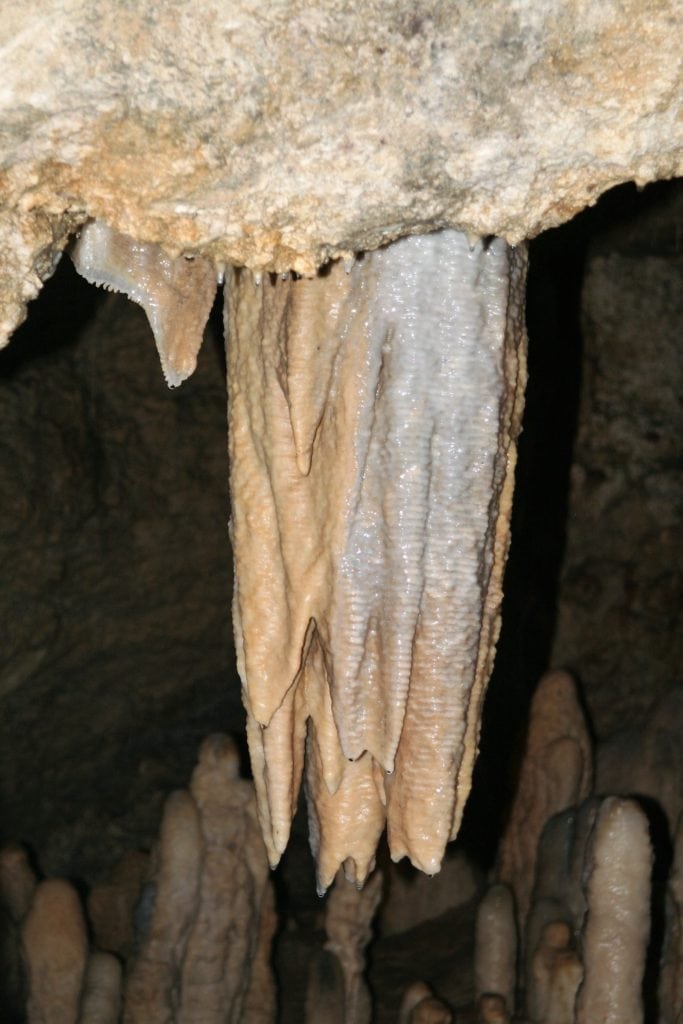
[0,843,37,1017]
[88,850,149,959]
[318,868,383,1024]
[398,981,453,1023]
[226,228,527,886]
[21,878,89,1024]
[527,921,582,1024]
[78,951,122,1024]
[177,733,275,1024]
[474,883,517,1016]
[477,993,510,1023]
[304,947,346,1024]
[659,814,683,1024]
[123,789,204,1023]
[524,799,599,1014]
[575,797,653,1024]
[124,735,275,1023]
[497,669,593,931]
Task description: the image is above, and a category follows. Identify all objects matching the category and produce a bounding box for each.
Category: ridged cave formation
[226,230,527,887]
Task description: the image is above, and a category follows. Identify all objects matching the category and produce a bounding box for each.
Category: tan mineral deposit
[0,2,681,1020]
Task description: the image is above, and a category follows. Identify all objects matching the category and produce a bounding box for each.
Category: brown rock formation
[496,669,593,930]
[21,878,89,1024]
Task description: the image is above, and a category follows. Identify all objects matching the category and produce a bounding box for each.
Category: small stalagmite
[304,947,346,1024]
[0,843,37,1015]
[474,882,517,1016]
[524,797,601,987]
[124,736,276,1024]
[123,788,204,1023]
[21,878,89,1024]
[398,981,453,1024]
[226,229,527,887]
[527,920,582,1024]
[318,868,383,1024]
[178,733,276,1024]
[477,993,510,1024]
[78,951,122,1024]
[496,669,593,932]
[575,797,653,1024]
[87,849,149,959]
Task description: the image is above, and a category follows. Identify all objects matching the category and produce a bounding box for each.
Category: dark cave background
[0,178,681,1021]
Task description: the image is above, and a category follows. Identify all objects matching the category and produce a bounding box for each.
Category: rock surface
[0,264,238,882]
[552,190,683,736]
[1,0,681,345]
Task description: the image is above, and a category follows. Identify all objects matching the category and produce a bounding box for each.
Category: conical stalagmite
[226,229,527,886]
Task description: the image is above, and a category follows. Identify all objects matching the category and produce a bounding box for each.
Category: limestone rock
[1,0,681,345]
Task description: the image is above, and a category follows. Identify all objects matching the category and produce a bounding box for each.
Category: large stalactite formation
[226,231,527,887]
[65,225,527,888]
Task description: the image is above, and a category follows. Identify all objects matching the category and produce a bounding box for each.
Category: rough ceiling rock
[1,0,681,345]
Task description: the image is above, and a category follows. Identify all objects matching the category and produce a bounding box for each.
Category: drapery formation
[227,230,527,888]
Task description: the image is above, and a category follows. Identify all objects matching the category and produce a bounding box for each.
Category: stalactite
[70,220,217,387]
[226,228,527,887]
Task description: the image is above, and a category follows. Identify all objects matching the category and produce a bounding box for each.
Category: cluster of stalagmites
[4,675,681,1022]
[0,735,277,1024]
[472,670,683,1024]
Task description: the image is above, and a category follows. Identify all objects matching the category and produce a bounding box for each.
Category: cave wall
[551,183,683,737]
[0,265,240,880]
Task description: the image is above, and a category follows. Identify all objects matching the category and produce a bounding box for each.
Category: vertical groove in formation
[225,230,527,889]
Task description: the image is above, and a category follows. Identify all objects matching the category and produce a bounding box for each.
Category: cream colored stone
[123,789,204,1023]
[227,230,526,885]
[123,738,276,1023]
[497,669,593,932]
[477,993,510,1024]
[78,952,122,1024]
[177,733,276,1024]
[474,883,517,1014]
[576,797,653,1024]
[0,0,681,345]
[21,878,89,1024]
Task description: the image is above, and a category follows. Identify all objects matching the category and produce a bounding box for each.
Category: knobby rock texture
[0,0,681,345]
